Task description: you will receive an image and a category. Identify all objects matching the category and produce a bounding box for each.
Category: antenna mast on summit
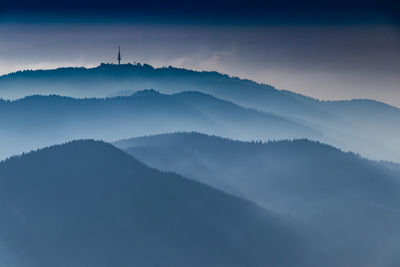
[117,46,121,65]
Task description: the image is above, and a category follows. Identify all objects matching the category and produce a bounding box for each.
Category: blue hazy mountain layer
[0,139,326,267]
[0,90,318,160]
[0,63,398,161]
[377,160,400,173]
[114,132,400,267]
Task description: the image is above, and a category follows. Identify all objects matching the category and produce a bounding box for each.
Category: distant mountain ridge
[0,63,399,161]
[0,90,317,160]
[0,64,336,124]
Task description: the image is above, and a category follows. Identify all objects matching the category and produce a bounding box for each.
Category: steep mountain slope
[0,90,316,159]
[0,140,314,267]
[115,132,400,267]
[1,64,398,161]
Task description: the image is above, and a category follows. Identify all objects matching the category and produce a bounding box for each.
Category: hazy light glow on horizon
[0,22,399,107]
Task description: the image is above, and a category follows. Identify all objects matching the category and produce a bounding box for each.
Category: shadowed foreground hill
[0,140,315,267]
[115,132,400,267]
[0,90,316,159]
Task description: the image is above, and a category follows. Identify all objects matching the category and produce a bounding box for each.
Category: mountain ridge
[114,131,400,267]
[0,139,319,267]
[1,63,399,162]
[2,63,398,109]
[0,90,318,160]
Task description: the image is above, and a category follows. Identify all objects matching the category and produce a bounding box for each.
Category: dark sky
[0,0,399,106]
[1,0,399,24]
